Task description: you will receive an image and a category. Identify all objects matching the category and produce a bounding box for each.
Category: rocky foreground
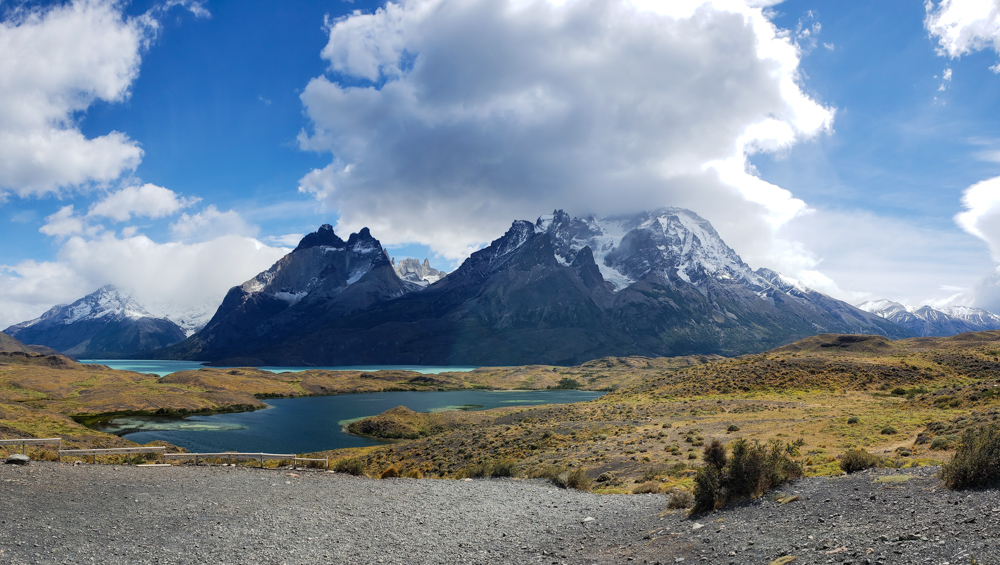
[0,463,997,565]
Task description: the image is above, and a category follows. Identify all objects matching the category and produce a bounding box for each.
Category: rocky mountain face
[857,299,1000,337]
[393,258,446,286]
[158,210,910,366]
[157,225,421,364]
[3,285,187,358]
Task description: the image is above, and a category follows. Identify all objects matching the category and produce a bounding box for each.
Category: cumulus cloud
[0,233,288,330]
[39,205,91,238]
[0,0,155,197]
[926,0,1000,61]
[88,183,200,222]
[170,205,258,242]
[297,0,833,260]
[955,175,1000,262]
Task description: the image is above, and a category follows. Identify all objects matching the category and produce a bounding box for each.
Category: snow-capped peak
[539,208,769,292]
[6,285,161,333]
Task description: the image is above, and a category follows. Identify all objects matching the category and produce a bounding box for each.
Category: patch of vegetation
[940,422,1000,489]
[839,449,882,473]
[331,458,366,476]
[549,378,583,390]
[692,438,803,514]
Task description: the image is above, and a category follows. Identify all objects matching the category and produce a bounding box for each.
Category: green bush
[930,436,954,450]
[332,458,366,476]
[839,449,882,473]
[703,438,727,470]
[727,424,741,432]
[691,439,803,514]
[847,416,860,424]
[881,426,898,435]
[941,423,1000,489]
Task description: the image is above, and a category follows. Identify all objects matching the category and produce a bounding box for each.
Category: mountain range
[2,285,187,358]
[148,208,909,366]
[856,299,1000,337]
[14,208,997,365]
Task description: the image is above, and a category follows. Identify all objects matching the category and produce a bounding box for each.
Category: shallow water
[79,359,478,378]
[99,389,604,454]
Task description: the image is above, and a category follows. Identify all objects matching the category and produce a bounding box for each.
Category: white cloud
[264,233,306,247]
[159,0,211,19]
[39,205,94,238]
[88,183,200,222]
[0,0,155,197]
[772,207,994,306]
[170,205,258,242]
[297,0,833,263]
[955,175,1000,261]
[926,0,1000,62]
[0,233,288,330]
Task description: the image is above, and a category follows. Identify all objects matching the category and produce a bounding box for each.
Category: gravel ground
[1,462,998,565]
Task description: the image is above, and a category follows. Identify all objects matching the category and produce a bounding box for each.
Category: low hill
[0,332,61,356]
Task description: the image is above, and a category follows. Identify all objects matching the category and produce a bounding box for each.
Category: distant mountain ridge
[3,285,187,358]
[151,208,910,366]
[857,299,1000,337]
[393,258,446,286]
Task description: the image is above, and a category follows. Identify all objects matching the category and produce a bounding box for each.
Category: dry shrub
[665,488,694,509]
[839,449,882,474]
[941,423,1000,489]
[379,466,400,479]
[692,438,803,514]
[332,458,366,476]
[632,481,662,494]
[403,468,423,479]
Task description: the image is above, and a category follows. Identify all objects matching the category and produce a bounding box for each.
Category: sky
[3,0,1000,329]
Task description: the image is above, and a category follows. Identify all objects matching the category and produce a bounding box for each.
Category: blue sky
[3,0,1000,328]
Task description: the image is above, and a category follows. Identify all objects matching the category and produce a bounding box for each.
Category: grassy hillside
[307,332,1000,490]
[5,331,1000,493]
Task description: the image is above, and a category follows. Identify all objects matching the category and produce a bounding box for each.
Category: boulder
[5,454,30,465]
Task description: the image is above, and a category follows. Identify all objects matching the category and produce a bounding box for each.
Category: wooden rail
[0,438,62,454]
[164,452,295,468]
[59,446,166,464]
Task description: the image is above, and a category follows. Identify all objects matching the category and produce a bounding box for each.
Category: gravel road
[1,462,998,565]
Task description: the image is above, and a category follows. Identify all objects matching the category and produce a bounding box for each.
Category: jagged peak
[294,224,346,251]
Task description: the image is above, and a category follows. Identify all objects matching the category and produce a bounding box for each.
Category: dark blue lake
[97,389,604,454]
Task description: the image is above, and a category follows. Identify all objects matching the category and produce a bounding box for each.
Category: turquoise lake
[95,389,604,454]
[79,359,477,378]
